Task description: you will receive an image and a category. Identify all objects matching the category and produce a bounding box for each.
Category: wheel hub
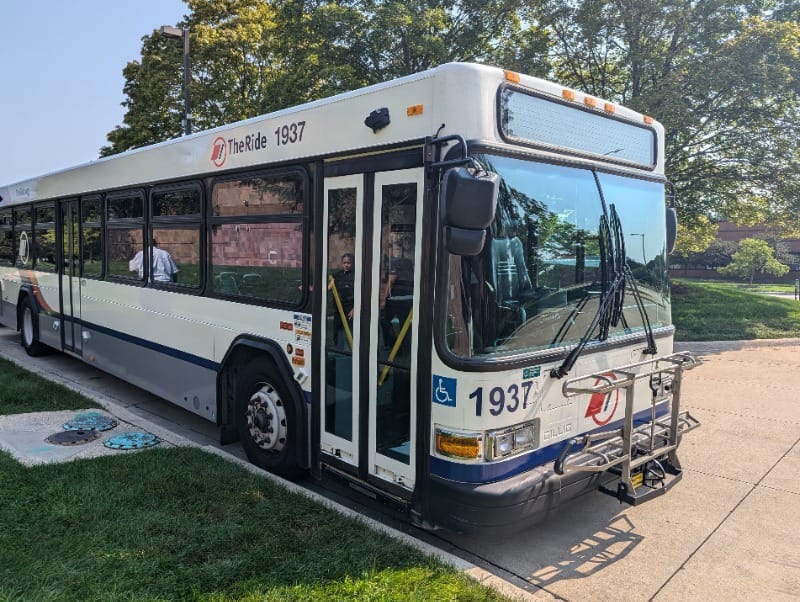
[245,384,287,452]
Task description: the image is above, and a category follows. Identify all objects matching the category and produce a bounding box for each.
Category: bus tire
[19,297,49,357]
[235,358,306,481]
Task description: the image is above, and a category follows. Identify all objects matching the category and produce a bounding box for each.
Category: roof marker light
[584,96,597,108]
[562,89,576,101]
[604,102,616,114]
[504,70,520,83]
[643,115,654,124]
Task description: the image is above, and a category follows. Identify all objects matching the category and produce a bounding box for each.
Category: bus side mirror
[666,207,678,254]
[441,167,499,256]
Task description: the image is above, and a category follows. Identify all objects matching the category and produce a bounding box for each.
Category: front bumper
[427,459,614,534]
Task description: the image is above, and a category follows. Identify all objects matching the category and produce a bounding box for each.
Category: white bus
[0,62,698,532]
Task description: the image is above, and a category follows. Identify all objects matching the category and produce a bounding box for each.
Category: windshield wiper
[550,204,657,379]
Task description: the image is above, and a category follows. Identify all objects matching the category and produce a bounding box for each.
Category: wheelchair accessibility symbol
[432,375,457,407]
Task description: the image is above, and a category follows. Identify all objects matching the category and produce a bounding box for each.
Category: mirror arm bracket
[425,133,474,172]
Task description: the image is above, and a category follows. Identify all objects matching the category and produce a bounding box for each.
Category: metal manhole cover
[46,429,102,446]
[103,432,160,450]
[63,412,118,432]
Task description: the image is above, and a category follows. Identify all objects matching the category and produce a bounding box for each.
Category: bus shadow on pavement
[526,514,642,586]
[443,490,643,587]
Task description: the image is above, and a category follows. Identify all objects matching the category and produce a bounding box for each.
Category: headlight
[486,422,537,460]
[435,422,537,462]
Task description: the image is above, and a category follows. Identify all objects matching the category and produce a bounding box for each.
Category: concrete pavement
[0,328,798,600]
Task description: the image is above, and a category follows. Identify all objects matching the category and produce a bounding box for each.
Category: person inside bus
[379,254,413,352]
[328,252,355,348]
[129,238,179,283]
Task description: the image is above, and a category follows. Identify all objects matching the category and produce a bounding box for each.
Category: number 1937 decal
[274,121,306,146]
[469,381,536,417]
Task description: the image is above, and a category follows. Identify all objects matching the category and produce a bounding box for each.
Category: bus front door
[59,200,81,354]
[321,169,422,492]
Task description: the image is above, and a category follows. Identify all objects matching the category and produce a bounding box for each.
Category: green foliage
[717,237,790,284]
[672,214,718,256]
[679,237,737,269]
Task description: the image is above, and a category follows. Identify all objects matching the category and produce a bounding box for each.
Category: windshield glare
[443,155,670,360]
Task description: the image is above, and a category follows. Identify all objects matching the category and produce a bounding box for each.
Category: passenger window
[107,192,144,220]
[152,186,202,217]
[210,222,303,302]
[108,227,144,280]
[212,174,304,217]
[210,170,306,304]
[152,227,201,287]
[0,210,12,267]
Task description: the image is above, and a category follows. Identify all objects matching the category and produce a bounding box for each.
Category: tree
[530,0,800,242]
[102,0,549,155]
[103,0,285,154]
[717,238,789,284]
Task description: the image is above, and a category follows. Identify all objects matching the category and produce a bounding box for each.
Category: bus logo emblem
[211,136,227,167]
[585,373,619,426]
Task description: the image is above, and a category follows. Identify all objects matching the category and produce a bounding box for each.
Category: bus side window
[210,171,306,304]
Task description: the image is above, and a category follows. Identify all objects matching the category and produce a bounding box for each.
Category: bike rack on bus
[554,352,700,505]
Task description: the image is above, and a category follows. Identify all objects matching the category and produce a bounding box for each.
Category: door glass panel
[60,202,80,352]
[325,188,357,441]
[376,183,416,464]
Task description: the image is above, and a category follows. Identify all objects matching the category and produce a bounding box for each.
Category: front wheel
[235,359,306,480]
[19,298,49,357]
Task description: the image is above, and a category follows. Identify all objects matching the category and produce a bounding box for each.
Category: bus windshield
[442,154,671,360]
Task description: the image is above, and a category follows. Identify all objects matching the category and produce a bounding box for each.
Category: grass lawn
[686,280,796,294]
[672,278,800,341]
[0,448,503,601]
[0,356,103,414]
[0,359,507,602]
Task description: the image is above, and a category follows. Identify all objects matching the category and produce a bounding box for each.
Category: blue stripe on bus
[430,406,670,484]
[75,318,220,372]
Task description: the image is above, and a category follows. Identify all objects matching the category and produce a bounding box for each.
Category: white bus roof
[0,62,663,206]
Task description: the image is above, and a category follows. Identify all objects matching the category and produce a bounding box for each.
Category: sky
[0,1,188,186]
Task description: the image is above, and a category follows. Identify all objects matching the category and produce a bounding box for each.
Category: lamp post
[159,25,191,136]
[630,233,646,265]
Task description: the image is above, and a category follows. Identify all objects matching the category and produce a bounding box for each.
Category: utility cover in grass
[104,432,160,450]
[62,411,118,432]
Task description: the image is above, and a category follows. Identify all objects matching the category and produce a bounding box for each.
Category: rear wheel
[19,298,48,357]
[235,359,305,480]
